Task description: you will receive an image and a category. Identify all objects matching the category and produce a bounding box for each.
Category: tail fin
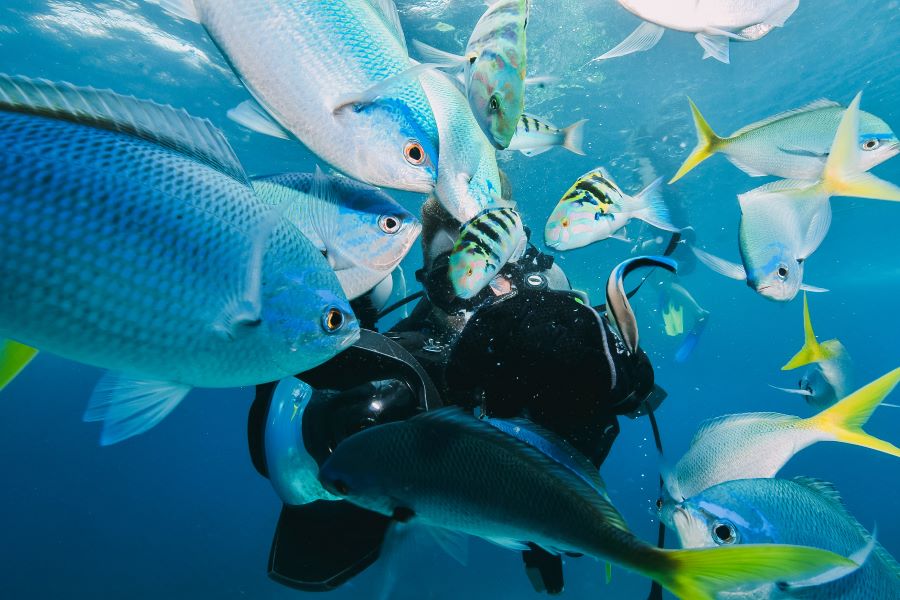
[782,293,838,370]
[632,178,679,232]
[821,92,900,202]
[561,119,588,155]
[803,366,900,457]
[647,544,856,600]
[670,98,723,184]
[0,339,38,391]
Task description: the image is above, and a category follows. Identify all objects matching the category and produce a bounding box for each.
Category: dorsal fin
[688,412,797,447]
[731,99,841,138]
[0,73,248,184]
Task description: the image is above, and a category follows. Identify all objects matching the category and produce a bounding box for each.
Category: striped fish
[544,168,678,251]
[413,0,529,149]
[449,207,526,299]
[507,113,588,157]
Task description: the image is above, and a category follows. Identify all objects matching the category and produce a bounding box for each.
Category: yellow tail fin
[0,339,38,390]
[647,544,856,600]
[821,92,900,202]
[804,366,900,457]
[782,293,838,370]
[669,98,723,184]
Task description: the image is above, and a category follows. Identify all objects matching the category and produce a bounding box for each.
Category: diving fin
[0,339,38,391]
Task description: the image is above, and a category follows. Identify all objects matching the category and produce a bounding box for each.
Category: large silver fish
[671,477,899,599]
[0,74,358,445]
[157,0,439,192]
[317,408,856,599]
[252,170,421,299]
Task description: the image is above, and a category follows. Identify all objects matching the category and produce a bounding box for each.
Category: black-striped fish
[449,207,526,299]
[507,113,587,157]
[544,168,678,251]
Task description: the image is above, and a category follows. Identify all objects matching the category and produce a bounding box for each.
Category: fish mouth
[545,240,560,249]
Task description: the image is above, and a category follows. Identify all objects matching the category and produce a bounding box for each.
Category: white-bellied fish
[449,207,526,299]
[667,367,900,502]
[774,293,853,409]
[0,74,359,444]
[506,113,587,157]
[413,0,529,148]
[671,97,899,183]
[252,170,421,299]
[318,408,857,599]
[671,477,899,599]
[593,0,799,64]
[156,0,439,192]
[545,169,678,251]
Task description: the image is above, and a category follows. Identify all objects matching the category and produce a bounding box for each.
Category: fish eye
[861,139,881,151]
[712,520,737,545]
[776,265,789,279]
[322,307,346,333]
[466,266,474,277]
[489,95,500,112]
[561,217,570,228]
[404,141,426,165]
[379,215,402,234]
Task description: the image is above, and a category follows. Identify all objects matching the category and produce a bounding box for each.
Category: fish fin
[670,98,723,183]
[370,0,407,48]
[631,177,679,232]
[782,535,871,589]
[83,372,191,445]
[227,99,291,140]
[332,63,437,113]
[520,146,552,157]
[156,0,201,22]
[725,155,771,177]
[395,266,410,318]
[881,403,900,408]
[687,412,796,449]
[783,293,838,370]
[647,544,856,600]
[730,99,841,138]
[769,384,814,396]
[484,537,531,551]
[798,198,832,259]
[0,73,248,184]
[426,527,469,567]
[690,246,747,281]
[799,283,828,293]
[561,119,588,156]
[609,232,632,243]
[803,366,900,457]
[368,273,395,308]
[695,33,730,64]
[591,21,665,61]
[778,145,829,158]
[765,0,800,27]
[410,40,468,73]
[821,92,900,201]
[0,340,39,391]
[524,75,559,88]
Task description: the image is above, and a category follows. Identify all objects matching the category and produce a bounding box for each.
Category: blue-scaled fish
[413,0,529,149]
[317,407,857,599]
[252,170,421,299]
[671,477,899,599]
[545,169,678,251]
[449,207,526,299]
[0,74,358,444]
[506,113,587,157]
[157,0,439,192]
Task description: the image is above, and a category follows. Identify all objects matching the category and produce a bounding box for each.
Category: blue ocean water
[1,1,898,598]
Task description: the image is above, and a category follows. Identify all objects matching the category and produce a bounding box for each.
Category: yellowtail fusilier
[413,0,529,148]
[449,207,526,299]
[671,478,900,599]
[593,0,799,64]
[0,74,359,444]
[506,113,587,157]
[156,0,439,192]
[666,367,900,503]
[544,169,678,251]
[318,408,857,599]
[252,170,421,300]
[671,97,899,183]
[773,293,853,409]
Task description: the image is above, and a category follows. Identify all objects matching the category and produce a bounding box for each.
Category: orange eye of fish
[467,267,474,277]
[322,307,345,333]
[379,215,401,234]
[561,217,570,228]
[404,141,425,165]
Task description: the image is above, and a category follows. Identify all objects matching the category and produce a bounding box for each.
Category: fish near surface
[0,74,358,444]
[671,477,900,599]
[252,170,421,299]
[157,0,439,192]
[318,408,857,599]
[667,367,900,502]
[413,0,529,148]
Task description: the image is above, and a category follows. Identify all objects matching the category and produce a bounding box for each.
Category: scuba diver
[247,176,677,595]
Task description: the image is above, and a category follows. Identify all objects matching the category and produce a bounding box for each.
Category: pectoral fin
[590,21,665,62]
[227,100,291,140]
[691,246,748,281]
[695,33,731,64]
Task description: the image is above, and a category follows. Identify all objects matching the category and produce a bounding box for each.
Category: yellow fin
[647,544,856,600]
[669,98,723,184]
[663,302,685,336]
[804,366,900,458]
[0,339,38,390]
[782,293,837,370]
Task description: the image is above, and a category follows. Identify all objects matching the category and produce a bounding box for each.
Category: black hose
[375,291,424,321]
[593,231,681,313]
